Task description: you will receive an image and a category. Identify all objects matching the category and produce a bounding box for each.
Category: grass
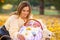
[31,10,39,14]
[44,10,60,15]
[32,9,60,15]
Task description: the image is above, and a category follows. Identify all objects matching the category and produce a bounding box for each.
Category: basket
[18,19,43,40]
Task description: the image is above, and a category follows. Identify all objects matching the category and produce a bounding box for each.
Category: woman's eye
[22,9,29,12]
[23,10,25,12]
[27,10,29,12]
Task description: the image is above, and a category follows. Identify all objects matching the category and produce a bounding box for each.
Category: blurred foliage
[45,0,60,13]
[51,0,60,10]
[28,0,40,6]
[0,0,60,14]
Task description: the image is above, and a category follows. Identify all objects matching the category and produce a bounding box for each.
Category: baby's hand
[17,34,25,40]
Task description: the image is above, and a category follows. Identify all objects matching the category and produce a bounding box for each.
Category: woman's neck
[20,16,28,22]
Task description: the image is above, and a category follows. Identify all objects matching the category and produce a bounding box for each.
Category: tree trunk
[40,0,44,15]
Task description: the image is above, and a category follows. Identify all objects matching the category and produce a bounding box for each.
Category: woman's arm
[4,16,15,38]
[4,16,12,31]
[4,15,16,30]
[16,26,26,40]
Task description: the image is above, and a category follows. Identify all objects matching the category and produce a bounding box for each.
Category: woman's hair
[11,1,31,19]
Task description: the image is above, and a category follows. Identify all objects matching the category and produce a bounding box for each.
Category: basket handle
[24,19,43,30]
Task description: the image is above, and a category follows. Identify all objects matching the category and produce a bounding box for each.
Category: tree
[40,0,44,15]
[51,0,60,13]
[45,0,60,14]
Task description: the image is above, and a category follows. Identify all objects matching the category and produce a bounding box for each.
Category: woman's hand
[17,34,25,40]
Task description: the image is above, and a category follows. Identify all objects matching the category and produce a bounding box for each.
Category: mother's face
[20,6,30,18]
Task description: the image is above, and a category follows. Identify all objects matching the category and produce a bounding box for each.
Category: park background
[0,0,60,40]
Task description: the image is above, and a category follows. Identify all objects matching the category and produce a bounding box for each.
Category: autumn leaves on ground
[0,14,60,40]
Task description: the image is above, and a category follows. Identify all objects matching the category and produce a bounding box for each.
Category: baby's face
[33,22,40,28]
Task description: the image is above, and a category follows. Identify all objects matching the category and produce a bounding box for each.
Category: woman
[4,1,32,39]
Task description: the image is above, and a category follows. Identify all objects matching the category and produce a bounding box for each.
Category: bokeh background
[0,0,60,40]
